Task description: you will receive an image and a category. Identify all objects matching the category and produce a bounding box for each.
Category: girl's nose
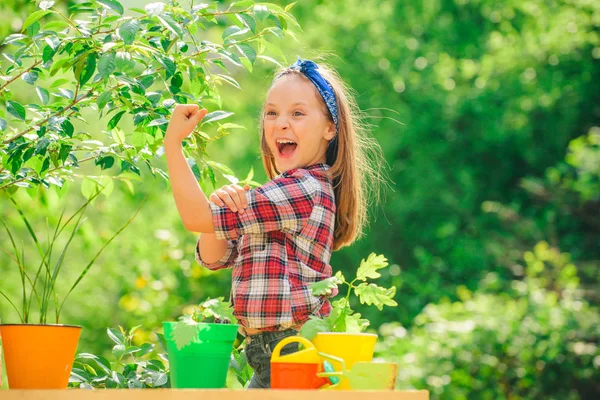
[275,116,289,130]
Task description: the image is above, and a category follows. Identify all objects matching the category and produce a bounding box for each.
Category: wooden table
[1,390,429,400]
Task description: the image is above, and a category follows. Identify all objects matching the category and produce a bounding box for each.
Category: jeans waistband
[245,328,297,346]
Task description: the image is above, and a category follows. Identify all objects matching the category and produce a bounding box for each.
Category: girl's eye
[266,111,276,116]
[293,111,304,116]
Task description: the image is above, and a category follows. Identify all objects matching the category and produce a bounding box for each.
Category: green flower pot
[162,322,238,388]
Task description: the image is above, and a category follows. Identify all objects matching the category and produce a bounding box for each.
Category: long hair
[259,62,386,251]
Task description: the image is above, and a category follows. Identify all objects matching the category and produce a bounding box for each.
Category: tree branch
[0,60,43,92]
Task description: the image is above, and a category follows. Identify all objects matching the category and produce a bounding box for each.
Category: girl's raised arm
[164,104,214,233]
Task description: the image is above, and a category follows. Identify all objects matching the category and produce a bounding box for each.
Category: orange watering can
[270,336,330,389]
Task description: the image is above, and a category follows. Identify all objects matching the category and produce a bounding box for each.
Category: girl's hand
[209,184,251,213]
[165,104,208,144]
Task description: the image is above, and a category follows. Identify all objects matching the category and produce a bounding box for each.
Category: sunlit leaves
[0,0,298,194]
[6,100,26,121]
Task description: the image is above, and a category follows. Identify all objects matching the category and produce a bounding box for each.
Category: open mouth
[276,139,297,157]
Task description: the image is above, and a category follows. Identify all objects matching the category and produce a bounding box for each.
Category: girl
[164,58,383,388]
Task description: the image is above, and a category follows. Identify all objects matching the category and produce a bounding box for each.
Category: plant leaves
[356,253,389,281]
[310,272,343,296]
[299,316,330,341]
[7,100,26,121]
[97,91,112,110]
[98,52,116,78]
[107,110,126,130]
[253,5,270,21]
[80,53,97,86]
[22,10,51,32]
[354,283,398,311]
[22,71,39,85]
[118,20,140,45]
[36,86,50,105]
[202,110,234,124]
[98,0,124,15]
[158,15,184,38]
[171,317,199,350]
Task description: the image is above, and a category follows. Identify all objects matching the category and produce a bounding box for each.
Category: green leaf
[253,5,270,21]
[105,327,124,345]
[111,128,126,145]
[310,273,343,296]
[98,52,116,78]
[0,118,7,131]
[112,344,126,359]
[237,13,256,34]
[237,43,256,64]
[97,156,115,170]
[223,25,244,39]
[356,253,389,281]
[132,130,146,147]
[43,20,70,31]
[118,20,140,45]
[22,10,51,32]
[7,100,26,121]
[98,0,124,15]
[61,119,74,137]
[202,110,234,124]
[299,316,330,341]
[22,71,38,85]
[97,91,112,110]
[171,317,199,350]
[354,283,398,311]
[36,86,50,105]
[158,15,184,38]
[344,312,370,333]
[195,297,237,324]
[79,53,97,86]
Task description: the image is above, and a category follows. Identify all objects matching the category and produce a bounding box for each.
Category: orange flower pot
[0,324,82,389]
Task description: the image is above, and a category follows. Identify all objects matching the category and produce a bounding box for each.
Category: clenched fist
[165,104,208,144]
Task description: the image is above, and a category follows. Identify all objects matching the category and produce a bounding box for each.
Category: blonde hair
[259,62,386,251]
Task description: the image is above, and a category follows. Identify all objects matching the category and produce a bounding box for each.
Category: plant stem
[0,155,96,191]
[0,60,43,92]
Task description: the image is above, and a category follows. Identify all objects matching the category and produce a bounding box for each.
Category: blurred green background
[1,0,599,398]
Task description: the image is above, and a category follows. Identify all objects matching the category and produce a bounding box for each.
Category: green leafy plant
[69,326,170,389]
[0,0,298,194]
[171,297,237,350]
[300,253,398,340]
[0,190,141,324]
[229,346,254,388]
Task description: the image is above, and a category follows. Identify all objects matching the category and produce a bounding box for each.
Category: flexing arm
[164,104,214,233]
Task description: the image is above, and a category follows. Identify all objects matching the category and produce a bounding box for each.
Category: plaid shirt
[195,163,337,331]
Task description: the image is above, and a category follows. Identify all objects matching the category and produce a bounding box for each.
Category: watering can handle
[271,336,315,359]
[317,352,346,371]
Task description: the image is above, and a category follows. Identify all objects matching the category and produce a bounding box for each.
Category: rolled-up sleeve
[195,237,238,270]
[210,173,318,241]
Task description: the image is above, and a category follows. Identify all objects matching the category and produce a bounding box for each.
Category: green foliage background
[1,0,599,398]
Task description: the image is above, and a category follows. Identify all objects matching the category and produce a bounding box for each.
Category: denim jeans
[244,329,299,389]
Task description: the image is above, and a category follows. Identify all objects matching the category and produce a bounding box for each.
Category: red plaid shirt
[196,163,337,331]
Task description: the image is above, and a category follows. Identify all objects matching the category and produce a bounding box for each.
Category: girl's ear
[324,121,336,141]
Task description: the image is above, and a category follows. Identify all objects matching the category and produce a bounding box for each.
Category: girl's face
[263,75,336,173]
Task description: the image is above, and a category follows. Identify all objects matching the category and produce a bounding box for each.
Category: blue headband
[290,58,339,131]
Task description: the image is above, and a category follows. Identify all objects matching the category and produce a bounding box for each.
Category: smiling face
[262,74,336,173]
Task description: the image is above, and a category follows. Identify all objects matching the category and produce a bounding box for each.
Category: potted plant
[162,297,239,388]
[0,191,140,389]
[299,253,398,390]
[69,326,170,389]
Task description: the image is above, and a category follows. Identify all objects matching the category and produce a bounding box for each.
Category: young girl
[164,58,383,388]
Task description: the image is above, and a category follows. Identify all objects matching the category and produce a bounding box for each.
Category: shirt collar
[280,163,330,177]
